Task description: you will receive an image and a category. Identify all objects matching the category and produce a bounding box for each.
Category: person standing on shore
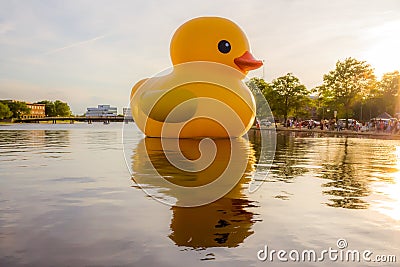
[396,121,400,134]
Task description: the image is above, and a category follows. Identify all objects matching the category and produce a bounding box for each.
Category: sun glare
[361,21,400,79]
[374,146,400,221]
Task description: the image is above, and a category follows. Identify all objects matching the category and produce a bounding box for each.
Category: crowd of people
[365,119,400,133]
[283,118,400,134]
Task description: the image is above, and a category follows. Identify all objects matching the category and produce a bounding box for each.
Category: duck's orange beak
[234,51,263,72]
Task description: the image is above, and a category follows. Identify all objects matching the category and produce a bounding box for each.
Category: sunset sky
[1,0,399,114]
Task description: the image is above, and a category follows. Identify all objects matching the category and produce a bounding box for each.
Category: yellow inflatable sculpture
[130,17,263,138]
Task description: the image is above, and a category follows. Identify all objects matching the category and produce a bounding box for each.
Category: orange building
[23,103,46,118]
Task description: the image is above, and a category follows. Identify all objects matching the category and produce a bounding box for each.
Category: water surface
[0,123,399,266]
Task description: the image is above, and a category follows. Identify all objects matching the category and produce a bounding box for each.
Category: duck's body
[130,17,263,138]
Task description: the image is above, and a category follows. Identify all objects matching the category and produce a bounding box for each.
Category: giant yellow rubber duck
[130,17,263,138]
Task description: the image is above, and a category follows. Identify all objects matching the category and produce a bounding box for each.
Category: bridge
[15,116,133,124]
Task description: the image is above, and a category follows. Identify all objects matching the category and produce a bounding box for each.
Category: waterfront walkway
[14,116,131,124]
[251,126,400,140]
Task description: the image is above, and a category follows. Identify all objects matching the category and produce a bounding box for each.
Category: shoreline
[2,122,400,140]
[0,121,87,125]
[251,126,400,140]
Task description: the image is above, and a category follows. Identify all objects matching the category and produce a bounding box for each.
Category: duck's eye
[218,40,231,54]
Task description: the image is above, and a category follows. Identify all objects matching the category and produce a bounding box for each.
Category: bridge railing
[14,116,133,123]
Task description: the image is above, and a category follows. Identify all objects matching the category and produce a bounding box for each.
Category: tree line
[249,57,399,125]
[0,100,71,119]
[36,100,72,117]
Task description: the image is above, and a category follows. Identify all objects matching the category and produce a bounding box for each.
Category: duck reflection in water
[131,137,260,248]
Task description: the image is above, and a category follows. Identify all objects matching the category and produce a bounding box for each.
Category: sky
[0,0,399,115]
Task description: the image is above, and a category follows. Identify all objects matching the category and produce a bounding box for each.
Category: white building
[122,107,133,120]
[86,105,117,117]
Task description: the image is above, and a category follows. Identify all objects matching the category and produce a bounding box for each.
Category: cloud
[1,0,400,114]
[42,34,108,55]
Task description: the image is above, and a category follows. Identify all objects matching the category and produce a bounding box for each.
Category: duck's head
[170,17,263,75]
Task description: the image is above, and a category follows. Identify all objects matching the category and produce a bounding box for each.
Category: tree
[353,71,399,120]
[270,73,309,126]
[4,101,31,119]
[0,102,12,119]
[317,57,376,127]
[36,100,72,116]
[377,71,399,115]
[314,90,335,120]
[36,100,56,117]
[247,77,278,117]
[54,100,71,116]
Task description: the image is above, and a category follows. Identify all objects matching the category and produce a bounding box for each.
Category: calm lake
[0,123,399,266]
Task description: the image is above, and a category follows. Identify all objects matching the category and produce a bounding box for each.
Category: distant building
[86,105,117,117]
[123,107,133,120]
[1,100,45,118]
[24,103,46,118]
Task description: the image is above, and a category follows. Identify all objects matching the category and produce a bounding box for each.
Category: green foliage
[252,58,398,124]
[380,71,399,97]
[247,77,276,117]
[251,59,397,124]
[54,100,71,116]
[36,100,71,116]
[374,71,399,116]
[317,57,376,122]
[36,100,56,116]
[349,72,397,121]
[1,101,31,119]
[270,73,309,124]
[0,102,12,119]
[248,74,309,124]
